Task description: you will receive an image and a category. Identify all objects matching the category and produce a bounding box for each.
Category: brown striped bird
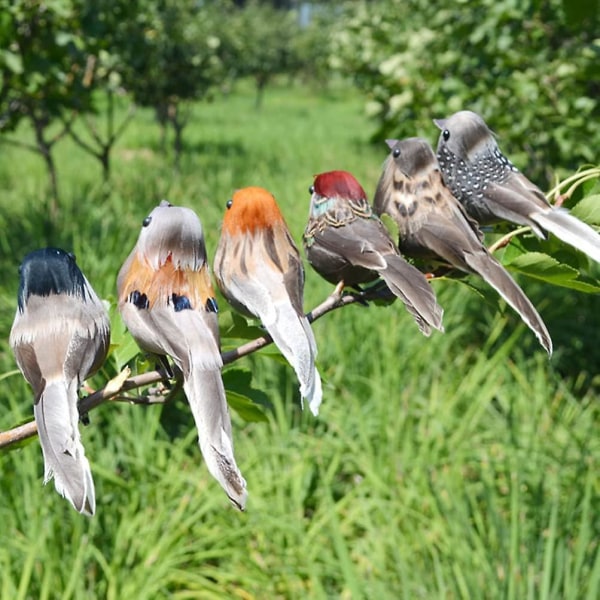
[10,248,110,515]
[374,137,552,355]
[117,200,247,510]
[435,110,600,263]
[303,169,444,336]
[213,186,323,416]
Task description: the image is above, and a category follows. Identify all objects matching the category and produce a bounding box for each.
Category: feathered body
[214,187,322,416]
[374,137,552,355]
[435,110,600,263]
[117,201,247,510]
[10,248,110,515]
[303,170,444,336]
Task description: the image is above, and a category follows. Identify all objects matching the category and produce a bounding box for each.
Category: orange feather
[120,253,215,310]
[221,186,287,236]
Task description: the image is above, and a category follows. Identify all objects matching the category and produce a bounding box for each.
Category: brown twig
[0,285,368,450]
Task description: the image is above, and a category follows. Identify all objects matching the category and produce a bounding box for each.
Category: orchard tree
[124,0,230,169]
[0,0,91,216]
[62,0,144,184]
[331,0,600,184]
[225,2,302,109]
[330,0,600,297]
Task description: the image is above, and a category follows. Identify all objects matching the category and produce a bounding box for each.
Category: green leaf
[506,252,600,293]
[0,49,23,74]
[225,391,268,422]
[380,213,399,243]
[561,0,598,28]
[219,309,265,341]
[54,31,74,47]
[570,194,600,226]
[108,304,142,370]
[223,368,269,422]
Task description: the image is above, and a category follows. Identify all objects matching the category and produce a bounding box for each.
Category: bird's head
[221,186,286,236]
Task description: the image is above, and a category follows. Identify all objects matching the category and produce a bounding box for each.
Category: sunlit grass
[0,80,598,599]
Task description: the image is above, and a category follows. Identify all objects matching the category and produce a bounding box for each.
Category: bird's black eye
[142,216,152,227]
[309,185,315,194]
[443,129,450,141]
[392,148,401,158]
[226,199,233,209]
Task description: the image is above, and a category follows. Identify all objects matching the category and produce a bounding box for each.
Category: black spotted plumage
[434,110,600,264]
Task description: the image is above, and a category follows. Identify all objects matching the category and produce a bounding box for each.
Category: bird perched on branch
[10,248,110,515]
[303,169,444,336]
[214,186,322,416]
[435,110,600,263]
[374,137,552,355]
[117,200,247,510]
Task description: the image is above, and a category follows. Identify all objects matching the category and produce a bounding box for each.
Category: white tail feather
[533,208,600,264]
[265,302,323,415]
[34,381,95,515]
[183,368,248,510]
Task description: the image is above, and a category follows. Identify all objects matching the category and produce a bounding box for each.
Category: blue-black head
[17,248,88,312]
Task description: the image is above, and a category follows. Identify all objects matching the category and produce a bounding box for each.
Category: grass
[0,79,599,599]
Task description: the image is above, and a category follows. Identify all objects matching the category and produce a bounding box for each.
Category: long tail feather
[380,255,445,336]
[465,252,553,355]
[533,208,600,264]
[34,381,95,515]
[183,368,248,510]
[265,303,323,415]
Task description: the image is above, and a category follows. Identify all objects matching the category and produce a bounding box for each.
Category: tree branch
[0,285,373,450]
[0,136,41,154]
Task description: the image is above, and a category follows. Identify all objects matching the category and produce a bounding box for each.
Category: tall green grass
[0,80,598,598]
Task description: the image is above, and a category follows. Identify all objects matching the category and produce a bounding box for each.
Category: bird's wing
[405,189,489,271]
[311,215,392,272]
[484,175,550,235]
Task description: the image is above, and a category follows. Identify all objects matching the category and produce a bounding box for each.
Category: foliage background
[0,1,599,598]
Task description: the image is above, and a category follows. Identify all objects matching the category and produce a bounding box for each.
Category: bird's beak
[433,118,447,130]
[385,139,399,149]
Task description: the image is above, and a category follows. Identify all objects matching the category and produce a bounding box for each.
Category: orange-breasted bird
[213,186,323,416]
[374,137,552,355]
[10,248,110,515]
[117,200,247,510]
[303,170,444,336]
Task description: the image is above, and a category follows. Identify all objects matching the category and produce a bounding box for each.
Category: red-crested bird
[374,137,552,355]
[303,169,444,336]
[214,186,323,416]
[10,248,110,515]
[117,200,247,510]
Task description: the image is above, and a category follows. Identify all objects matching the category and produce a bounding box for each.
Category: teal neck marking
[311,197,336,217]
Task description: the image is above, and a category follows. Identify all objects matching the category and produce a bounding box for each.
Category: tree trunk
[169,102,184,172]
[255,76,268,110]
[100,147,110,184]
[155,104,169,153]
[32,116,60,222]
